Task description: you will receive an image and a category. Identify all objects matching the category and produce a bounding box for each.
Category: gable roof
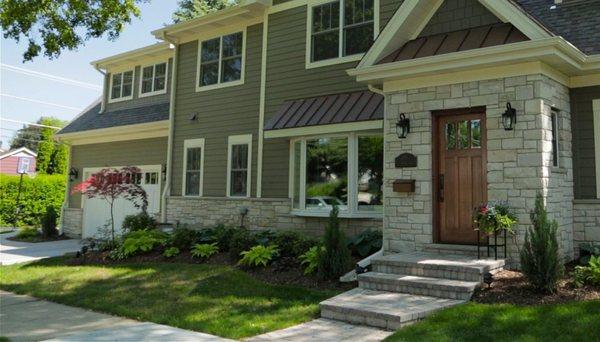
[0,147,37,160]
[514,0,600,55]
[58,101,170,135]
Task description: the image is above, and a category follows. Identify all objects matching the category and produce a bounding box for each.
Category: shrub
[274,231,319,258]
[229,228,256,260]
[40,205,58,238]
[574,255,600,287]
[520,193,563,293]
[299,245,324,275]
[210,225,237,251]
[579,244,600,265]
[0,174,65,227]
[191,243,219,259]
[163,247,180,258]
[239,245,279,267]
[318,206,352,280]
[121,230,168,257]
[122,212,158,232]
[169,226,198,250]
[347,229,382,257]
[254,230,276,246]
[16,227,39,240]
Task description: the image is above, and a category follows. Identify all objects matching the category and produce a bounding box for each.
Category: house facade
[57,0,600,265]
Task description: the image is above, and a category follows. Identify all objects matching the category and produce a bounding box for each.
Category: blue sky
[0,1,179,149]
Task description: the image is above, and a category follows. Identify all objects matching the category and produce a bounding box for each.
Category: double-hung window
[291,133,383,216]
[183,139,205,196]
[309,0,376,65]
[110,70,134,101]
[198,31,244,90]
[227,134,252,197]
[140,62,167,96]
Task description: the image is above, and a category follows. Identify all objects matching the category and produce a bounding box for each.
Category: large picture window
[291,133,383,216]
[109,70,134,101]
[183,139,205,197]
[227,134,252,197]
[309,0,375,64]
[198,31,244,90]
[140,62,167,96]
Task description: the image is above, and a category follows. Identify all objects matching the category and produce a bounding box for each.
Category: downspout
[160,37,178,223]
[93,64,107,113]
[368,84,384,95]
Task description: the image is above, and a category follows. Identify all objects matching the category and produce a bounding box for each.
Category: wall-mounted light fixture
[502,102,517,131]
[68,167,79,182]
[188,113,198,121]
[396,113,410,139]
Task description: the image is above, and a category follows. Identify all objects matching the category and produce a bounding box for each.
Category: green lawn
[386,301,600,342]
[0,257,338,339]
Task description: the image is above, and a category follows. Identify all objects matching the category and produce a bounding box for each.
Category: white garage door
[82,165,161,239]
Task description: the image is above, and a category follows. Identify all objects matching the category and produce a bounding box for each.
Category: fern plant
[121,230,168,257]
[191,243,219,259]
[238,245,279,267]
[163,247,180,258]
[299,245,324,275]
[574,255,600,287]
[520,193,563,293]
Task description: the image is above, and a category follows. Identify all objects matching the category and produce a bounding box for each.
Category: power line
[1,118,62,130]
[1,135,63,146]
[0,93,83,111]
[1,63,102,91]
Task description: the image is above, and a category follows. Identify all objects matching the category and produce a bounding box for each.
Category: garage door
[82,165,161,239]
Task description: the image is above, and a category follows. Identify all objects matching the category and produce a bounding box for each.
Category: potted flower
[473,201,517,259]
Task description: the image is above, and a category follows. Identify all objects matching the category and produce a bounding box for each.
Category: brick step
[371,252,504,282]
[358,272,478,300]
[320,288,464,330]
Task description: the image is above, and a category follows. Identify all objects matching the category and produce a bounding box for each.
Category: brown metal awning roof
[264,90,383,131]
[378,23,529,64]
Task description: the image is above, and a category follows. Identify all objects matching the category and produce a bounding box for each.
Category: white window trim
[227,134,253,198]
[593,99,600,199]
[138,60,169,98]
[289,132,383,218]
[305,0,380,69]
[108,69,135,103]
[195,28,247,92]
[182,138,206,197]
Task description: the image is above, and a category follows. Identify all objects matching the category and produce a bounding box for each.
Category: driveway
[0,231,81,265]
[0,291,231,341]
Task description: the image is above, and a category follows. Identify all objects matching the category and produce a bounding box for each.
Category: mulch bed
[66,250,355,292]
[8,234,71,243]
[473,263,600,305]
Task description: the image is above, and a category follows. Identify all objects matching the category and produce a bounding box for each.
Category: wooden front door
[434,108,487,244]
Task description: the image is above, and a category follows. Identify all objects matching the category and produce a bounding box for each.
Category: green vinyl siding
[260,0,402,198]
[170,24,263,197]
[571,86,600,199]
[69,137,168,208]
[104,58,173,112]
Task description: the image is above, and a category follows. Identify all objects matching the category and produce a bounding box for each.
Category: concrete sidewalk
[0,231,81,265]
[0,291,232,341]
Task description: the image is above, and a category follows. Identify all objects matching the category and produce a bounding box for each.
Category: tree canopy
[172,0,239,23]
[1,0,144,61]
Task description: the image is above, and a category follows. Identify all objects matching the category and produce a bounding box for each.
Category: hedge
[0,174,66,227]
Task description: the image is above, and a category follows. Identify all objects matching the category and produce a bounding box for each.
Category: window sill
[107,95,134,104]
[305,53,363,69]
[290,209,383,219]
[195,79,244,92]
[551,166,567,174]
[139,89,167,98]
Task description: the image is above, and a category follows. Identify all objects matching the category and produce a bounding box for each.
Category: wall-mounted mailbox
[393,179,416,193]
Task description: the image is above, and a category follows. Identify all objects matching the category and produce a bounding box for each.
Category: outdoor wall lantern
[502,102,517,131]
[68,167,79,182]
[396,113,410,139]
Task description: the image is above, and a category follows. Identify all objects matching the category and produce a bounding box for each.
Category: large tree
[1,0,144,61]
[172,0,238,23]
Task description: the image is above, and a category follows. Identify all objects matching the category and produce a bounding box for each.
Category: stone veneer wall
[62,208,83,238]
[383,74,574,266]
[573,200,600,255]
[166,196,382,237]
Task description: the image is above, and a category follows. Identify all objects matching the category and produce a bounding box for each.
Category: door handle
[439,174,444,202]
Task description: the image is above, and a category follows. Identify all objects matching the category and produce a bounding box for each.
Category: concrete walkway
[0,291,232,341]
[0,231,81,265]
[245,319,392,341]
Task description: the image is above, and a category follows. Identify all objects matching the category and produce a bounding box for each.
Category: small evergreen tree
[520,193,563,293]
[41,205,58,238]
[318,205,352,280]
